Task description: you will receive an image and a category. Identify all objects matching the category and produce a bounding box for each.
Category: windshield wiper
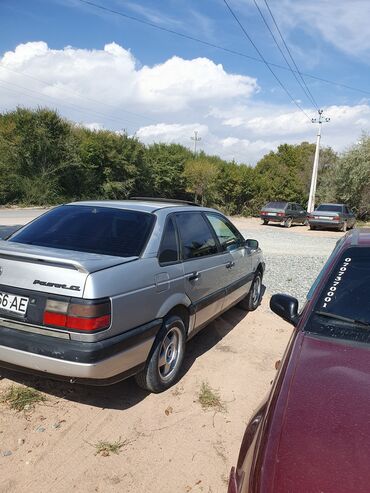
[314,311,370,328]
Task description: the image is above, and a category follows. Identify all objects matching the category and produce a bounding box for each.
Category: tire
[341,221,347,232]
[309,224,316,230]
[284,217,293,228]
[262,219,269,225]
[238,271,262,311]
[135,315,186,393]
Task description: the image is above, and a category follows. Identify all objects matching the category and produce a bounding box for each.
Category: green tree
[183,157,219,205]
[144,143,193,198]
[0,107,77,205]
[334,135,370,217]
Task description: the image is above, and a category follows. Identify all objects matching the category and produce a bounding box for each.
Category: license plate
[315,216,331,220]
[0,292,29,315]
[268,213,277,216]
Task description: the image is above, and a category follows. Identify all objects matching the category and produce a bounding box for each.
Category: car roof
[318,203,346,206]
[343,228,370,247]
[67,200,215,214]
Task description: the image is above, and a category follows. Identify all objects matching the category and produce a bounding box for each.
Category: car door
[205,213,253,309]
[296,204,307,223]
[174,211,230,330]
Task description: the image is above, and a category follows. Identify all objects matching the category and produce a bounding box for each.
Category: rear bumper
[0,319,162,384]
[309,219,341,229]
[260,215,284,223]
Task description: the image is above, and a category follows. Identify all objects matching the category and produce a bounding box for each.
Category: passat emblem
[33,280,81,291]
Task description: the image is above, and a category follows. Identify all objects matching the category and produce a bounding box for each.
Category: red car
[228,228,370,493]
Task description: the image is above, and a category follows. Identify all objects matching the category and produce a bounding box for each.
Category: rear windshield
[8,205,154,257]
[305,247,370,344]
[316,204,342,212]
[265,202,287,209]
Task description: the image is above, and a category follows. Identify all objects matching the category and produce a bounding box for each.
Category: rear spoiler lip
[0,252,89,273]
[0,242,138,274]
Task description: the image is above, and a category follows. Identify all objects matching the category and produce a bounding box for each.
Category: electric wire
[263,0,319,111]
[222,0,312,120]
[253,0,319,111]
[75,0,370,98]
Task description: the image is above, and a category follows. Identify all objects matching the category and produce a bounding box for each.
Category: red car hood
[266,332,370,493]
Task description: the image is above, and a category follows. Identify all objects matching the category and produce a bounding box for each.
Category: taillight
[276,212,284,217]
[43,299,111,332]
[332,216,340,221]
[260,210,266,215]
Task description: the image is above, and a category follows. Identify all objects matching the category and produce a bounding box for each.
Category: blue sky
[1,0,370,163]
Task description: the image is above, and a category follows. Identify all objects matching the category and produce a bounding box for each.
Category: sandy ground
[0,210,329,493]
[0,297,291,493]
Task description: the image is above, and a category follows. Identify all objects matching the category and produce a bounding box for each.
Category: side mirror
[270,294,299,326]
[245,239,259,250]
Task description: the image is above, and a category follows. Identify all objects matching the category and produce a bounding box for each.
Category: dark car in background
[228,228,370,493]
[260,201,307,228]
[308,203,356,231]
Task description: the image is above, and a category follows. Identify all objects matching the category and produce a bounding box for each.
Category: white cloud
[136,123,209,146]
[263,0,370,58]
[0,41,369,164]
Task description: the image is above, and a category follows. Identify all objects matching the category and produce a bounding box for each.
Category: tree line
[0,107,368,218]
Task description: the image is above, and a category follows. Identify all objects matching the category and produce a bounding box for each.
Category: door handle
[226,261,235,269]
[188,271,200,281]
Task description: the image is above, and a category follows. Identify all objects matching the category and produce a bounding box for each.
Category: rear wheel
[262,219,269,225]
[135,315,186,393]
[284,217,293,228]
[309,224,316,230]
[238,271,262,311]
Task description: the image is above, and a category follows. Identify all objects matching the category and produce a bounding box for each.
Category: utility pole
[307,109,330,213]
[191,130,201,154]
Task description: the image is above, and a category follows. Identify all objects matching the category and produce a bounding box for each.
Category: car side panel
[79,258,186,342]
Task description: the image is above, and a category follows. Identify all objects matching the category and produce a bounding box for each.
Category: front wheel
[135,315,186,393]
[238,271,262,311]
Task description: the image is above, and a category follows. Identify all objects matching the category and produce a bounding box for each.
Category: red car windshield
[305,247,370,343]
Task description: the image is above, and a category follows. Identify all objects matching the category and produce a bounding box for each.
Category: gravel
[239,225,342,307]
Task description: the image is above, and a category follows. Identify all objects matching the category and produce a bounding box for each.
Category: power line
[222,0,312,120]
[252,0,319,110]
[263,0,319,111]
[75,0,370,99]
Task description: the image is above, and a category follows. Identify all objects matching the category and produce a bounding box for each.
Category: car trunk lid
[0,240,137,298]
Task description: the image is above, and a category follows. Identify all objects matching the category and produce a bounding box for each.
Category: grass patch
[94,439,125,457]
[2,385,46,412]
[198,381,226,413]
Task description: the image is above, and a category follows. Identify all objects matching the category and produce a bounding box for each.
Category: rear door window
[158,217,179,264]
[176,212,218,260]
[9,205,154,257]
